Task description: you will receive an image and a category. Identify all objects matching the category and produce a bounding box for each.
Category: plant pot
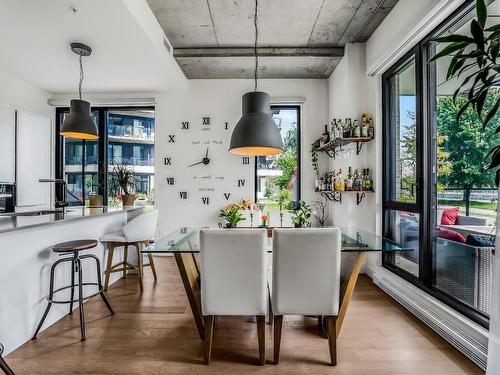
[294,223,304,228]
[122,194,136,207]
[225,223,236,228]
[89,194,103,207]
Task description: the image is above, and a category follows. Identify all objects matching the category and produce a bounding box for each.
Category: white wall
[154,79,328,235]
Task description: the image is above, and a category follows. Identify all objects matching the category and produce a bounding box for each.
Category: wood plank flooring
[6,257,484,374]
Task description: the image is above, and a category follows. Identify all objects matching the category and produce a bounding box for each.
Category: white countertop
[0,206,142,233]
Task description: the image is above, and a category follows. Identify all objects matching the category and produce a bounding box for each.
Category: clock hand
[187,161,204,168]
[205,146,209,159]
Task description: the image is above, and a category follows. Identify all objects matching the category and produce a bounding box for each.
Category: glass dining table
[143,226,412,340]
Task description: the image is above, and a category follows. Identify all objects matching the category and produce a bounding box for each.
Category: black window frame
[55,105,155,206]
[382,0,489,328]
[253,105,301,207]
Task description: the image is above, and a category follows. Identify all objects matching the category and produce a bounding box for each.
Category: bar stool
[100,209,159,293]
[0,343,15,375]
[32,239,114,342]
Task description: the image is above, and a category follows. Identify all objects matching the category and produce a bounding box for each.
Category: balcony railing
[65,156,98,165]
[108,157,155,166]
[108,125,154,141]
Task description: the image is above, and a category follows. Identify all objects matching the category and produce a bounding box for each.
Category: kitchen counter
[0,206,142,233]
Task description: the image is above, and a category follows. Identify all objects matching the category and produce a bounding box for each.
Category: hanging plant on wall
[428,0,500,184]
[311,138,321,179]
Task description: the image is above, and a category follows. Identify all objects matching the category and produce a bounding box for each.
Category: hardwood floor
[6,257,484,374]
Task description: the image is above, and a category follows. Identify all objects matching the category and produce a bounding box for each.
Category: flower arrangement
[260,214,268,228]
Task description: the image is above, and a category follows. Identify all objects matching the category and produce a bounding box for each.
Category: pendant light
[229,0,283,156]
[60,43,98,140]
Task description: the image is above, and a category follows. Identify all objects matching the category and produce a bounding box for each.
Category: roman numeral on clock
[202,117,210,125]
[164,157,172,165]
[238,179,245,187]
[181,121,189,130]
[166,177,175,185]
[242,157,250,165]
[225,122,229,130]
[224,193,231,200]
[168,135,175,143]
[179,192,188,199]
[202,197,210,205]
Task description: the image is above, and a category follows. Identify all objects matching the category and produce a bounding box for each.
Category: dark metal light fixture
[229,0,283,156]
[60,43,98,140]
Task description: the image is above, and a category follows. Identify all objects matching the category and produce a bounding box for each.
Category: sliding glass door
[383,1,497,327]
[383,50,423,280]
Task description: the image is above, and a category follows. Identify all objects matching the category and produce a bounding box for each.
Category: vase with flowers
[219,206,245,228]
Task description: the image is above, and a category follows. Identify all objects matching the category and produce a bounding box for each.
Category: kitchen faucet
[39,179,69,212]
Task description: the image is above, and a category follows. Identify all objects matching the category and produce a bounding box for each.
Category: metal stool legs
[0,343,15,375]
[32,252,114,342]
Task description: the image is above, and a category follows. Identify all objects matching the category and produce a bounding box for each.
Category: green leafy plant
[219,206,245,228]
[108,160,137,196]
[311,139,321,179]
[428,0,500,183]
[274,188,293,210]
[290,200,313,228]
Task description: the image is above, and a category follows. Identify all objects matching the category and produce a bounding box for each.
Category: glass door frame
[381,0,488,328]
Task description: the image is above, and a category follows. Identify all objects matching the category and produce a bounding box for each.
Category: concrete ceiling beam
[173,47,344,58]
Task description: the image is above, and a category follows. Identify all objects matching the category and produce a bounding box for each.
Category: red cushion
[441,207,460,225]
[437,227,466,243]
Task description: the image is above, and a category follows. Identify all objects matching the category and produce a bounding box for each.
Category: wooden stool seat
[52,239,98,253]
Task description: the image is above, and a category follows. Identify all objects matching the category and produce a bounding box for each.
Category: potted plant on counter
[109,161,137,207]
[291,200,313,228]
[219,206,245,228]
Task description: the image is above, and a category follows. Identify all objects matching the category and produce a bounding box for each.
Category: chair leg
[273,315,283,365]
[69,258,76,315]
[204,315,214,365]
[136,243,143,293]
[257,315,266,366]
[77,258,86,342]
[326,316,337,366]
[148,253,158,281]
[0,344,15,375]
[122,245,128,279]
[86,254,115,316]
[103,244,115,292]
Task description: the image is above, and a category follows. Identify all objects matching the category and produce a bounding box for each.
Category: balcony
[108,157,155,167]
[108,124,154,144]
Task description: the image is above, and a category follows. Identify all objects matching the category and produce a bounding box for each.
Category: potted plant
[290,200,313,228]
[219,206,245,228]
[108,161,137,207]
[428,0,500,183]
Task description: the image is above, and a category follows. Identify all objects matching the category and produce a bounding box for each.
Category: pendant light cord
[254,0,258,91]
[78,53,84,100]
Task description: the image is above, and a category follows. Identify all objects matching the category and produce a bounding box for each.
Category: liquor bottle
[361,117,368,137]
[346,167,353,191]
[321,124,329,146]
[353,120,361,137]
[339,169,345,191]
[354,169,361,191]
[334,169,342,191]
[368,117,375,138]
[365,168,373,191]
[345,118,352,137]
[337,120,343,141]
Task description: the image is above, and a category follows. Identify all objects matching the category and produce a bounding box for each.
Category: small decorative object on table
[291,200,313,228]
[219,206,245,228]
[260,214,268,228]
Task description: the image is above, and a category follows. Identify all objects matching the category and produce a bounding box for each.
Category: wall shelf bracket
[320,191,342,203]
[356,192,366,205]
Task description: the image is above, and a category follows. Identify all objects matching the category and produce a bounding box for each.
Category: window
[383,1,498,327]
[255,106,300,211]
[56,107,155,207]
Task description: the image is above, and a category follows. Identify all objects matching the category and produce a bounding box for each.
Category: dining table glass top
[144,226,413,254]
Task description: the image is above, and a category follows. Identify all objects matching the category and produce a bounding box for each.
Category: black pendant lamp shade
[229,91,283,156]
[60,42,98,140]
[60,99,98,139]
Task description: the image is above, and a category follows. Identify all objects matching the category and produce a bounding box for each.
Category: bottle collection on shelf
[316,167,373,193]
[320,113,374,147]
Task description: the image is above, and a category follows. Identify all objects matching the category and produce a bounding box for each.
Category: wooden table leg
[336,252,366,336]
[174,253,204,340]
[318,252,366,338]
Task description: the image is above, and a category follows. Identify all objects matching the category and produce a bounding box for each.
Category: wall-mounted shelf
[319,190,373,205]
[317,137,373,158]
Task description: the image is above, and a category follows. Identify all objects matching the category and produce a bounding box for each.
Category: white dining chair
[100,209,159,292]
[272,228,341,366]
[200,229,268,365]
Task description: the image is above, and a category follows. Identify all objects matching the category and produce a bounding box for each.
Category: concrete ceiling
[147,0,399,79]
